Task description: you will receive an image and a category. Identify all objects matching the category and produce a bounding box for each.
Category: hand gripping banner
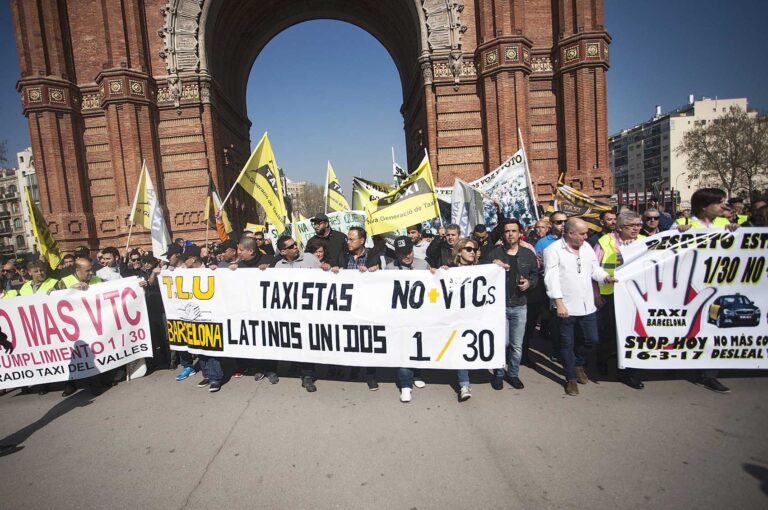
[160,266,507,369]
[0,277,152,389]
[615,228,768,369]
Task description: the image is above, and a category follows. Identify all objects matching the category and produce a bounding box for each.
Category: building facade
[0,169,27,259]
[609,96,750,203]
[12,0,612,251]
[15,147,38,255]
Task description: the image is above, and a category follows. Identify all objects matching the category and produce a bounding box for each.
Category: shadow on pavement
[743,463,768,496]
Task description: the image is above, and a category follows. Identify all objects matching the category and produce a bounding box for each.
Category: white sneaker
[400,387,412,403]
[414,378,426,388]
[459,385,472,401]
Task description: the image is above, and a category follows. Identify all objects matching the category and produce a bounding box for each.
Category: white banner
[160,266,506,369]
[267,210,373,248]
[435,150,538,229]
[0,278,152,389]
[615,228,768,369]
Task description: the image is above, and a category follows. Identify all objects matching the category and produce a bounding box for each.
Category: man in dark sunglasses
[640,208,662,237]
[534,211,568,255]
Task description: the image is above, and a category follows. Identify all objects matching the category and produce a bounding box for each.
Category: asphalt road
[1,353,767,510]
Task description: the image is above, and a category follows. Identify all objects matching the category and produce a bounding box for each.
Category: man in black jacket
[487,218,538,390]
[426,223,460,268]
[306,213,347,268]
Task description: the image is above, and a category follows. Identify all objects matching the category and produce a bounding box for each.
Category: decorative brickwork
[11,0,611,250]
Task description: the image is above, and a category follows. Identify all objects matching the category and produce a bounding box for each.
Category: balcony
[0,245,14,255]
[0,211,10,220]
[0,192,18,201]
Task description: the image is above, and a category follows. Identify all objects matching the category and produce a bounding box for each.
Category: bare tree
[676,106,768,199]
[297,182,326,218]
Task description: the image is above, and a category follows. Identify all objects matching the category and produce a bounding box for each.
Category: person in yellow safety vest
[17,260,60,395]
[726,197,749,224]
[672,187,739,394]
[58,255,102,291]
[0,289,18,298]
[19,260,59,296]
[594,211,646,390]
[57,255,104,397]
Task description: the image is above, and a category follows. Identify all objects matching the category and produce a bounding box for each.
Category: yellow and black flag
[364,154,440,235]
[25,187,61,269]
[234,133,287,233]
[551,172,612,232]
[325,161,350,212]
[205,173,232,233]
[351,177,391,211]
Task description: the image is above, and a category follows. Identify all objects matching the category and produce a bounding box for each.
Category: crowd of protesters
[1,188,766,407]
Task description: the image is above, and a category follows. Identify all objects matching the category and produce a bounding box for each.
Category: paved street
[1,352,767,510]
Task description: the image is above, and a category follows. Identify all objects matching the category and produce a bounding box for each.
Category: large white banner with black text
[615,228,768,369]
[160,266,506,369]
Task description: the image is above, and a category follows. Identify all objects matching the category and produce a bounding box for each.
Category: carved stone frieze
[159,0,204,108]
[531,57,553,73]
[422,1,467,88]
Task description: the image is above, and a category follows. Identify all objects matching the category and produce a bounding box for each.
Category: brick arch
[12,0,612,251]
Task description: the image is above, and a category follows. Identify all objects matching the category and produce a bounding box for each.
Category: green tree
[676,106,768,199]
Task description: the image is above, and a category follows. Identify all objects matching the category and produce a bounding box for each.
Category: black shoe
[619,375,644,390]
[491,377,504,390]
[696,377,730,394]
[209,382,221,393]
[61,383,76,397]
[508,377,525,390]
[253,372,266,381]
[266,372,279,385]
[367,378,379,391]
[302,377,317,393]
[197,378,211,388]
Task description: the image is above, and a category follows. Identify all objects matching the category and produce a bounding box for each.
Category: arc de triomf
[11,0,611,250]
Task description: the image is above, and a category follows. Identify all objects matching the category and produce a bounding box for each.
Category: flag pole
[125,159,146,256]
[518,128,539,220]
[324,161,329,214]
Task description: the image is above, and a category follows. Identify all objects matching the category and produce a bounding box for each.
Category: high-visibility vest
[0,289,19,298]
[19,278,59,295]
[598,234,646,296]
[61,274,102,289]
[675,216,729,229]
[737,214,749,225]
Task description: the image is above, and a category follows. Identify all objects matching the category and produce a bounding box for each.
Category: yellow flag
[351,177,391,210]
[364,155,440,235]
[234,133,287,233]
[325,161,350,212]
[128,161,173,258]
[552,172,612,232]
[25,187,61,269]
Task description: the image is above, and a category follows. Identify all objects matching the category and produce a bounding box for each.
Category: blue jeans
[495,305,527,379]
[558,313,599,381]
[457,370,469,387]
[179,351,193,369]
[398,368,423,389]
[199,355,223,384]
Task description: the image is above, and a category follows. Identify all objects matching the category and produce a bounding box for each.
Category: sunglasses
[130,258,141,262]
[644,216,660,220]
[282,243,298,250]
[463,247,478,253]
[552,219,566,225]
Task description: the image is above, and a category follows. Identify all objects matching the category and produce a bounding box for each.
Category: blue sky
[1,0,766,190]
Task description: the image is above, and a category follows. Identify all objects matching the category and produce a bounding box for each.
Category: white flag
[451,178,485,237]
[129,162,173,260]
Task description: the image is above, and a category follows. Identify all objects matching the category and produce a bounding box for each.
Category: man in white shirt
[95,247,122,281]
[543,218,616,396]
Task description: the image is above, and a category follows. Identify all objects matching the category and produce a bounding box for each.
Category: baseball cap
[183,244,202,260]
[311,213,329,224]
[394,236,413,256]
